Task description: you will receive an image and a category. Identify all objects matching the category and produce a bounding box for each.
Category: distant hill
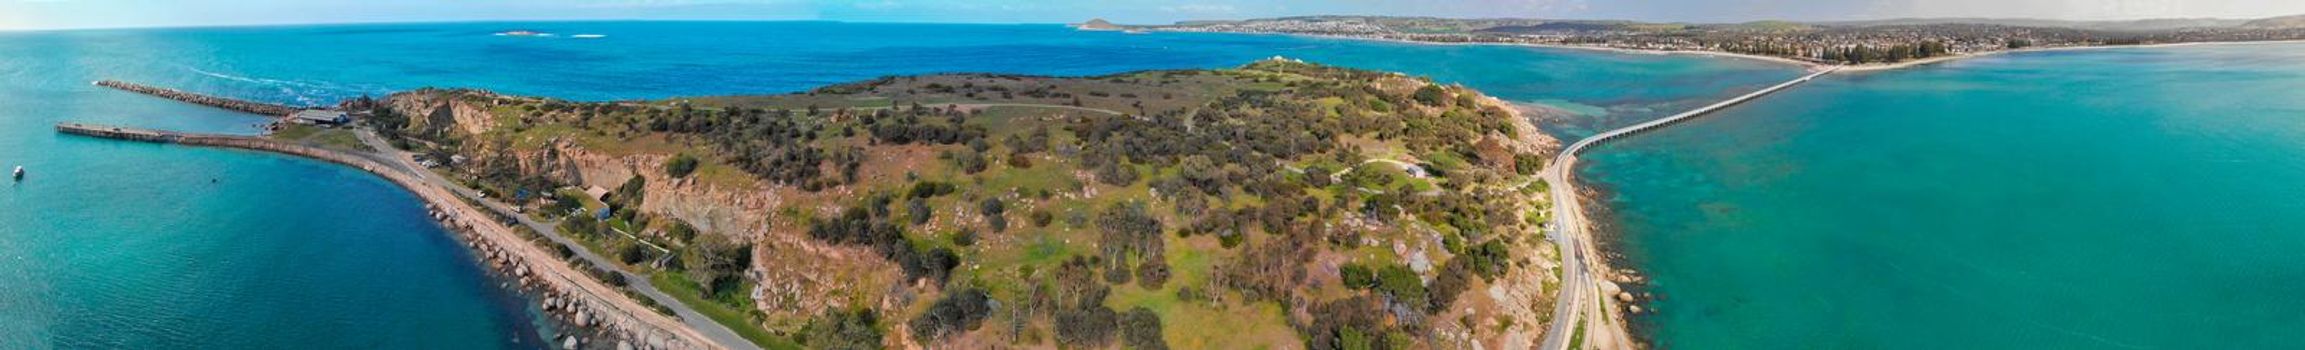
[2245,15,2305,29]
[1075,18,1123,31]
[1729,20,1815,32]
[1810,17,2254,31]
[1476,22,1629,33]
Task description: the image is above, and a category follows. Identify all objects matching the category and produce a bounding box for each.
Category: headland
[58,60,1575,349]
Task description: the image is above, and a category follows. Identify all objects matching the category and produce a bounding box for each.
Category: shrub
[908,288,994,343]
[664,153,701,178]
[954,229,977,247]
[1030,210,1055,228]
[613,239,654,265]
[1340,263,1377,290]
[1122,307,1169,350]
[1375,264,1427,309]
[1413,85,1448,107]
[665,220,699,244]
[907,197,933,226]
[981,198,1008,232]
[682,233,754,299]
[802,308,885,350]
[1137,258,1170,289]
[1055,305,1119,347]
[1429,257,1475,313]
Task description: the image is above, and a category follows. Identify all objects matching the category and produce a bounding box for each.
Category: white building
[289,110,350,125]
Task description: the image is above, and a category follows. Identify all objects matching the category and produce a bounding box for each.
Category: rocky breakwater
[94,80,303,117]
[55,124,722,350]
[427,204,703,350]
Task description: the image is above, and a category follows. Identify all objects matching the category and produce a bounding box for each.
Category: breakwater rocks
[57,123,717,350]
[94,80,303,117]
[428,206,698,350]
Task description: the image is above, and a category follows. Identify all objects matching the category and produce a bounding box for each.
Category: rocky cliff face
[386,89,782,239]
[379,89,896,318]
[385,89,501,137]
[555,145,776,240]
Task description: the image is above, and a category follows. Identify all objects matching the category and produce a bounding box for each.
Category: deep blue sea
[0,22,1795,347]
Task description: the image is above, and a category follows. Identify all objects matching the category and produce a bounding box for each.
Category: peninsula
[1114,15,2305,69]
[65,59,1576,349]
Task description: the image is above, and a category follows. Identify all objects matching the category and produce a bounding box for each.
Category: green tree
[682,233,754,300]
[1121,307,1169,350]
[801,308,885,350]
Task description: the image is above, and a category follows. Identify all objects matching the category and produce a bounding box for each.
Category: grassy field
[269,124,370,152]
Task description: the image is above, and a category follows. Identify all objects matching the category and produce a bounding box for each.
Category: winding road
[1536,67,1838,350]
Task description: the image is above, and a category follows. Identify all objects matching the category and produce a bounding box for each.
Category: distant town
[1093,15,2305,65]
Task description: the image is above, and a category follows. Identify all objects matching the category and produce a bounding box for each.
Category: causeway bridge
[1537,66,1837,350]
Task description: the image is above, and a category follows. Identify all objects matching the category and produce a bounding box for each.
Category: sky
[4,0,2303,30]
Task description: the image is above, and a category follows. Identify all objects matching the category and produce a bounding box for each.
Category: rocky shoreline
[426,204,692,350]
[54,123,717,350]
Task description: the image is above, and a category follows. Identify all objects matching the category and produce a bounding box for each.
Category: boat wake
[179,65,386,108]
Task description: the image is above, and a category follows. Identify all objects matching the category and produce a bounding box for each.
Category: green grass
[306,129,368,151]
[269,124,370,152]
[650,272,802,350]
[270,124,319,139]
[1568,322,1587,350]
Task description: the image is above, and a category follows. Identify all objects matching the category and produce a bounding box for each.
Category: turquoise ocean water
[0,22,1792,347]
[1586,43,2305,348]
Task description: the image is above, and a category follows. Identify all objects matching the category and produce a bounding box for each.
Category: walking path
[1536,67,1837,350]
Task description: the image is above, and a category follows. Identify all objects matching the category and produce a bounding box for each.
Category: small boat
[11,166,21,181]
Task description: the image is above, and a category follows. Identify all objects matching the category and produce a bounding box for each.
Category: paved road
[354,130,764,350]
[1536,67,1837,350]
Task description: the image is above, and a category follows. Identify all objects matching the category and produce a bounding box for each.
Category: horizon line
[8,12,2301,34]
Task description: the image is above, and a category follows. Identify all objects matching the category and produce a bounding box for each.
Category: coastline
[1833,39,2305,72]
[1180,31,1830,71]
[1162,29,2305,73]
[55,124,724,350]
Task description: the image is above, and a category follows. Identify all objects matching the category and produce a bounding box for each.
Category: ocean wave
[186,66,297,86]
